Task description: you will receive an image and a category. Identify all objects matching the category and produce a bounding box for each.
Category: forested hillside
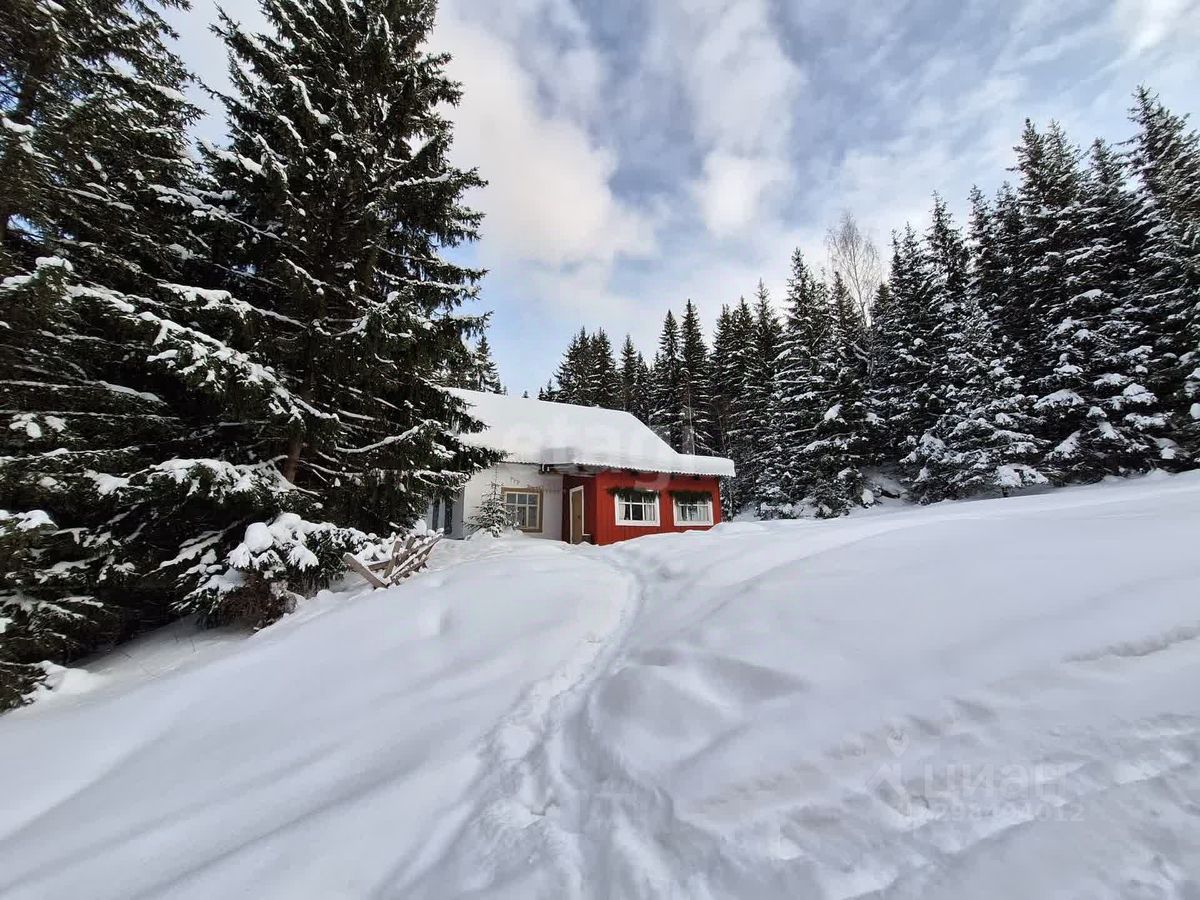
[541,91,1200,518]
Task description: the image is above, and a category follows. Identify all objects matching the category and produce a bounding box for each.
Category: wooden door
[569,487,584,544]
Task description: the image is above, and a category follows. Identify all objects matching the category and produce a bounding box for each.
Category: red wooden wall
[562,473,598,542]
[561,470,722,546]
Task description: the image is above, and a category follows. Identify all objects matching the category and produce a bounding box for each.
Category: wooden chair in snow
[343,532,442,589]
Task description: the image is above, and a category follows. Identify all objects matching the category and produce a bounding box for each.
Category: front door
[569,487,584,544]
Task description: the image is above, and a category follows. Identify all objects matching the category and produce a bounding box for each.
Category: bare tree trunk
[280,331,319,483]
[281,434,304,483]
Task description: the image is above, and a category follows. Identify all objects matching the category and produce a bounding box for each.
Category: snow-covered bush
[810,468,870,519]
[184,514,388,629]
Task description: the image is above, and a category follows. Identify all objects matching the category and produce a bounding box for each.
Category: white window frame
[615,491,660,527]
[500,487,543,533]
[672,494,714,526]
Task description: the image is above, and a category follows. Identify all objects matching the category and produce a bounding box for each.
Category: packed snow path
[2,474,1200,898]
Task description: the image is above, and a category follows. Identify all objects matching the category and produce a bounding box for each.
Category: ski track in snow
[392,548,647,897]
[2,473,1199,898]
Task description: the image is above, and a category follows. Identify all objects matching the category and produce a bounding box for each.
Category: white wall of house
[429,463,563,540]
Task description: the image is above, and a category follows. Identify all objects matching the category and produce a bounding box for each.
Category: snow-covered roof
[448,389,735,477]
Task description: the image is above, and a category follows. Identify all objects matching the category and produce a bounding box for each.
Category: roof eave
[487,457,735,478]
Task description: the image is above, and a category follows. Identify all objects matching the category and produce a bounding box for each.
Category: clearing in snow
[1,474,1199,898]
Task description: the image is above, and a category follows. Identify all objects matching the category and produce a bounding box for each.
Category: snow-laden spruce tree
[763,249,830,515]
[1013,120,1090,392]
[1125,87,1200,461]
[547,328,620,408]
[468,480,513,537]
[0,0,496,709]
[679,300,716,454]
[965,187,1001,317]
[199,0,497,525]
[1033,138,1171,478]
[710,306,736,458]
[711,298,756,514]
[650,311,684,449]
[864,280,898,462]
[795,273,873,518]
[906,194,1044,500]
[966,184,1028,376]
[591,329,623,410]
[619,334,651,422]
[862,281,894,454]
[982,182,1033,379]
[920,196,968,407]
[472,335,504,394]
[869,226,938,464]
[552,328,594,405]
[619,334,640,414]
[746,283,785,507]
[1010,118,1165,479]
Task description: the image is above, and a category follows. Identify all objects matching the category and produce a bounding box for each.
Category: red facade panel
[560,470,723,545]
[562,474,598,542]
[590,471,722,545]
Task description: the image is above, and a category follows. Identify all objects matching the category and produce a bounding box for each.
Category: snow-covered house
[429,389,735,545]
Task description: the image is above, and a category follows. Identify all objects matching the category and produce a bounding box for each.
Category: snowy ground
[2,473,1199,899]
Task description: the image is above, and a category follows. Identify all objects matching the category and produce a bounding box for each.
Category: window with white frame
[672,493,713,526]
[501,487,543,532]
[615,490,659,526]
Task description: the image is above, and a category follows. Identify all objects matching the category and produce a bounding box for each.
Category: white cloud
[1112,0,1200,57]
[436,9,654,269]
[526,262,646,325]
[694,152,790,237]
[674,1,804,153]
[643,0,806,240]
[443,0,605,121]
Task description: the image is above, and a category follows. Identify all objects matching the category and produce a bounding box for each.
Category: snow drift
[1,474,1199,898]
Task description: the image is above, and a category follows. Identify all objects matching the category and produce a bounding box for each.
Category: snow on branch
[73,286,336,429]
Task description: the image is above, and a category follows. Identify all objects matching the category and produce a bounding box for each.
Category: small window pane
[617,493,658,525]
[501,490,541,532]
[674,497,712,525]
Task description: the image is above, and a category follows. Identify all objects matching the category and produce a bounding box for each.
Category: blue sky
[169,0,1200,397]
